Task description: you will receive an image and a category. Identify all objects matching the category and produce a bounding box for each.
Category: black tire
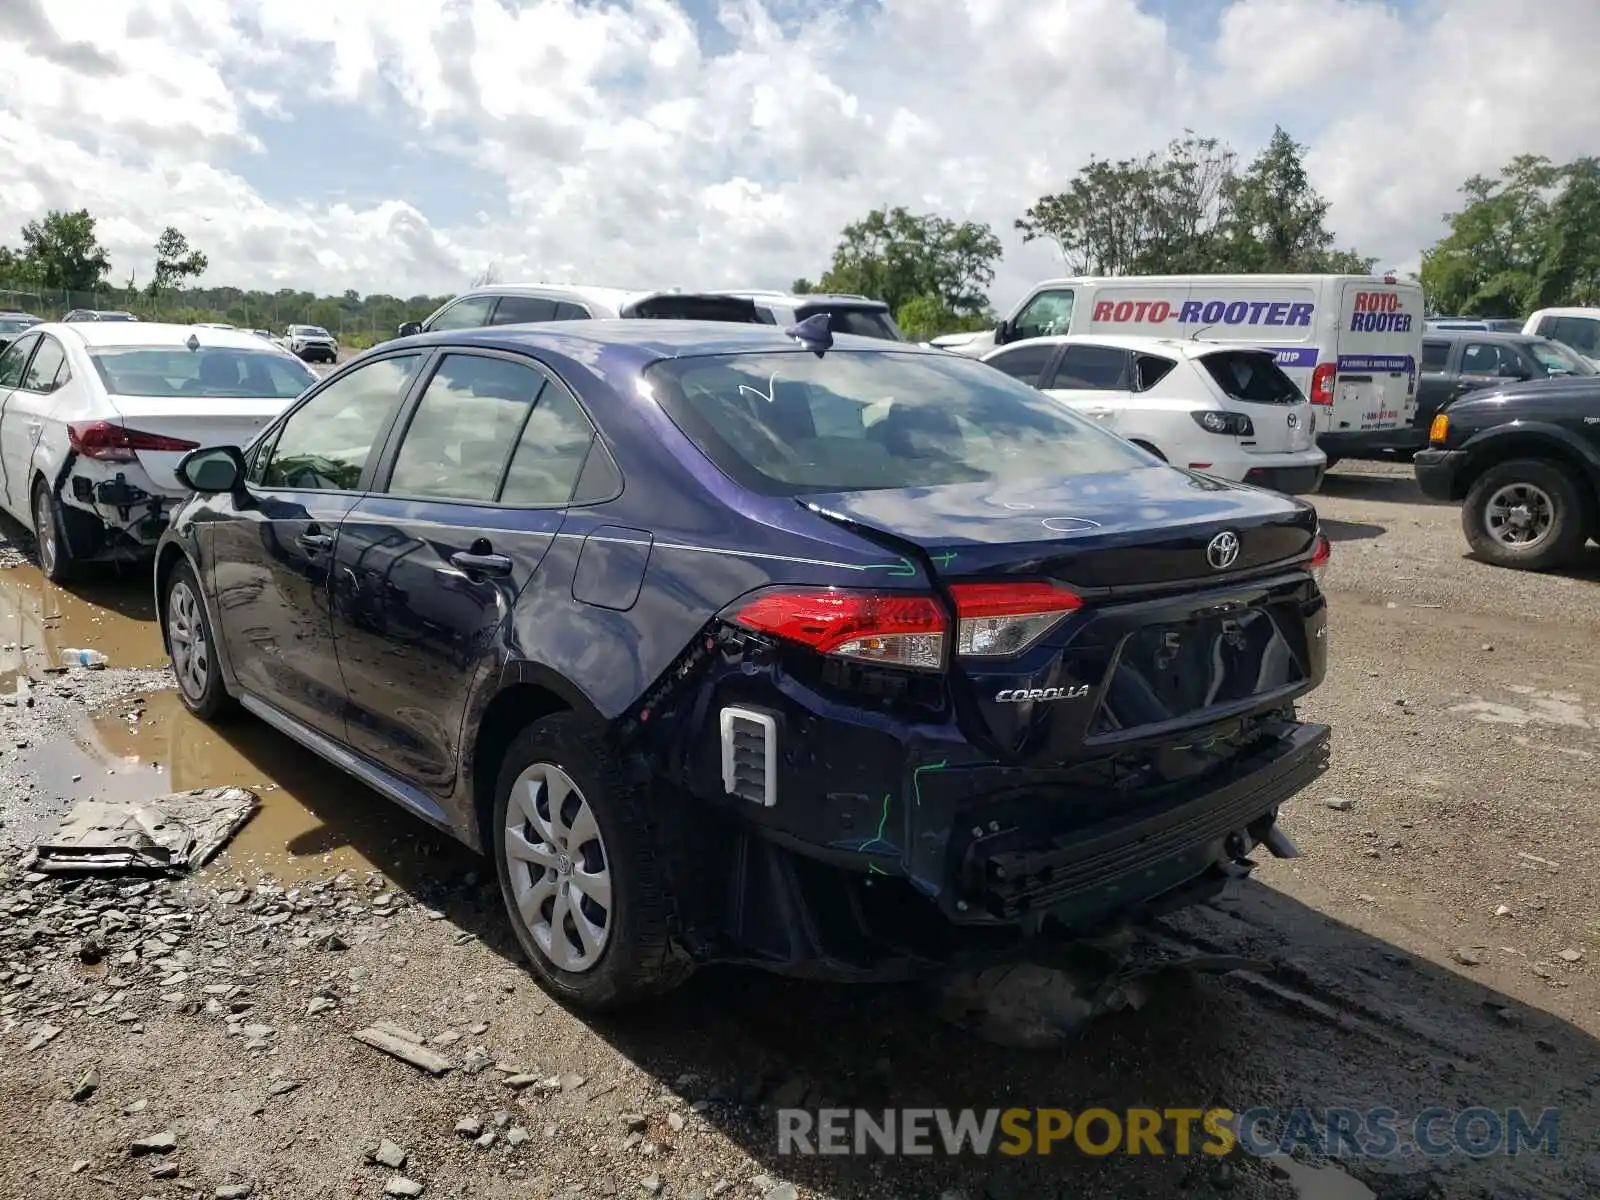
[162,559,235,720]
[31,478,81,584]
[1463,457,1591,571]
[492,713,692,1010]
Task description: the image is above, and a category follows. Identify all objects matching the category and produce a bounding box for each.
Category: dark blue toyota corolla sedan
[154,317,1331,1010]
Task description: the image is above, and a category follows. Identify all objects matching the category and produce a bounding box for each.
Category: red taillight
[1309,363,1336,406]
[1309,532,1331,586]
[949,581,1082,657]
[68,421,199,463]
[731,589,946,669]
[729,582,1083,668]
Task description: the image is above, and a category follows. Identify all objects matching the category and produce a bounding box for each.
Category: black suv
[1415,372,1600,570]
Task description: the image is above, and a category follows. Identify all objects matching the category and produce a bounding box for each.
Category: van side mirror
[397,321,422,338]
[177,446,246,494]
[994,319,1013,345]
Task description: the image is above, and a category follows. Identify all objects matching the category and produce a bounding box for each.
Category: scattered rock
[70,1160,90,1175]
[130,1131,178,1156]
[1495,905,1513,917]
[455,1115,483,1138]
[1321,797,1354,811]
[621,1113,648,1132]
[1452,947,1488,966]
[25,1024,62,1052]
[666,1112,686,1133]
[71,1066,100,1102]
[384,1178,424,1198]
[368,1140,407,1170]
[215,1184,254,1199]
[266,1079,300,1097]
[640,1175,663,1196]
[503,1073,540,1090]
[150,1163,179,1180]
[765,1186,799,1200]
[1558,948,1584,963]
[506,1127,529,1147]
[353,1026,453,1075]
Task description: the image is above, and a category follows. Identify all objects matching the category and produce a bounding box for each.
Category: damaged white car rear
[0,323,316,582]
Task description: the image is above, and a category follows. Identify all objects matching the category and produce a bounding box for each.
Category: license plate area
[1089,608,1303,737]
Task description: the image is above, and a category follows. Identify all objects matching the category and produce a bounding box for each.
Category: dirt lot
[2,461,1599,1200]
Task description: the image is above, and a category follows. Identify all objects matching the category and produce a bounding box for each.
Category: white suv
[983,334,1326,494]
[398,285,767,336]
[707,291,905,340]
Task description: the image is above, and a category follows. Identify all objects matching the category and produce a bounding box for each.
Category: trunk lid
[1193,348,1316,455]
[105,394,296,491]
[805,469,1322,763]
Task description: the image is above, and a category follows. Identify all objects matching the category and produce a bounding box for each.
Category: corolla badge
[995,684,1090,703]
[1206,530,1241,570]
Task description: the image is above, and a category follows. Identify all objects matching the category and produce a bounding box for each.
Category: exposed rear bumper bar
[954,722,1331,923]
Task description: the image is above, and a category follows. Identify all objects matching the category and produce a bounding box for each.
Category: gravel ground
[3,461,1600,1200]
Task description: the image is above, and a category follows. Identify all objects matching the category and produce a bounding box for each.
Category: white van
[1523,308,1600,367]
[934,274,1425,461]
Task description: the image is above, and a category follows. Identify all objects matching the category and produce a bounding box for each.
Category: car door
[4,335,70,517]
[1415,337,1457,427]
[1457,341,1522,397]
[983,343,1061,390]
[330,349,604,797]
[0,333,41,521]
[1039,344,1134,427]
[424,294,498,333]
[209,351,426,740]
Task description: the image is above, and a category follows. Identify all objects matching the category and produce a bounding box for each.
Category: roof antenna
[785,312,833,356]
[185,332,200,352]
[1190,322,1218,342]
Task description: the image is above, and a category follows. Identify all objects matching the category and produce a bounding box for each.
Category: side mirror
[994,319,1012,345]
[176,445,246,494]
[397,321,422,337]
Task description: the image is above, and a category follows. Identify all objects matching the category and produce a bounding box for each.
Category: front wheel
[164,560,234,720]
[1463,458,1591,571]
[492,713,692,1011]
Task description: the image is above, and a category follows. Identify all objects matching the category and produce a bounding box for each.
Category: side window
[1550,316,1600,355]
[387,355,546,502]
[426,296,496,332]
[490,296,557,325]
[985,344,1055,387]
[1012,289,1075,340]
[1056,345,1129,390]
[1461,342,1512,376]
[551,302,590,320]
[20,337,64,392]
[499,386,597,507]
[258,354,422,491]
[0,334,39,389]
[1134,354,1177,391]
[1421,340,1451,371]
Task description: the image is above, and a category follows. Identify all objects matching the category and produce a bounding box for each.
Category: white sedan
[982,333,1327,494]
[0,322,318,581]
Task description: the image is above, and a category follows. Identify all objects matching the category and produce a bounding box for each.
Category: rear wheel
[1463,458,1591,571]
[31,479,83,584]
[492,713,692,1011]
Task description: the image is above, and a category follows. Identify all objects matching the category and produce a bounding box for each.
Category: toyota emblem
[1206,531,1241,570]
[1287,412,1299,428]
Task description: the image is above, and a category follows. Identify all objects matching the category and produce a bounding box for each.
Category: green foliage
[151,226,208,295]
[1421,155,1600,316]
[812,206,1002,318]
[895,294,993,341]
[1016,128,1371,277]
[15,209,112,290]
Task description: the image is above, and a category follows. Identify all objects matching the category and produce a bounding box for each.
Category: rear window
[645,350,1151,496]
[1200,351,1303,405]
[1545,316,1600,355]
[90,347,317,399]
[622,296,764,323]
[0,318,37,334]
[794,306,903,341]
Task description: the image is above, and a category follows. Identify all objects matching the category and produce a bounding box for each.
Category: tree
[812,206,1002,318]
[1420,155,1564,316]
[1016,129,1370,276]
[790,277,817,294]
[1534,158,1600,308]
[150,226,208,296]
[1221,127,1374,273]
[17,209,111,290]
[894,294,993,341]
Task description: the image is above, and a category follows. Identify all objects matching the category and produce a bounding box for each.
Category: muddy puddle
[0,558,167,681]
[19,688,474,882]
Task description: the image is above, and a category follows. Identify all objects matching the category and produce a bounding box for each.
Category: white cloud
[0,0,1594,312]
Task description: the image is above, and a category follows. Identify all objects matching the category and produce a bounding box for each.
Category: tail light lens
[728,582,1084,669]
[69,421,199,463]
[1309,532,1331,587]
[1309,363,1336,406]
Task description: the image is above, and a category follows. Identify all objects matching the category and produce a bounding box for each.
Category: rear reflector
[1309,532,1331,586]
[728,582,1083,668]
[68,421,200,463]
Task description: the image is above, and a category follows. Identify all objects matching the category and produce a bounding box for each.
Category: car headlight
[1191,410,1254,436]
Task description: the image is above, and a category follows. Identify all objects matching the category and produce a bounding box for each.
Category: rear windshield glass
[623,297,763,323]
[794,306,903,341]
[90,347,317,399]
[1200,351,1303,405]
[645,350,1151,496]
[0,318,38,333]
[1530,340,1596,376]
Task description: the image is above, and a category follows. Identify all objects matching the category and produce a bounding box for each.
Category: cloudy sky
[0,0,1594,310]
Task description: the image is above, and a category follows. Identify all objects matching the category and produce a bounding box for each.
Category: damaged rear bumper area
[670,711,1331,981]
[56,456,174,560]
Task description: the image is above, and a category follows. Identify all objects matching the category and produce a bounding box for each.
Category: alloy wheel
[32,488,56,578]
[503,762,613,973]
[1485,482,1555,548]
[167,579,210,700]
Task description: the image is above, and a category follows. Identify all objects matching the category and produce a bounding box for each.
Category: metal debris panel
[31,786,259,874]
